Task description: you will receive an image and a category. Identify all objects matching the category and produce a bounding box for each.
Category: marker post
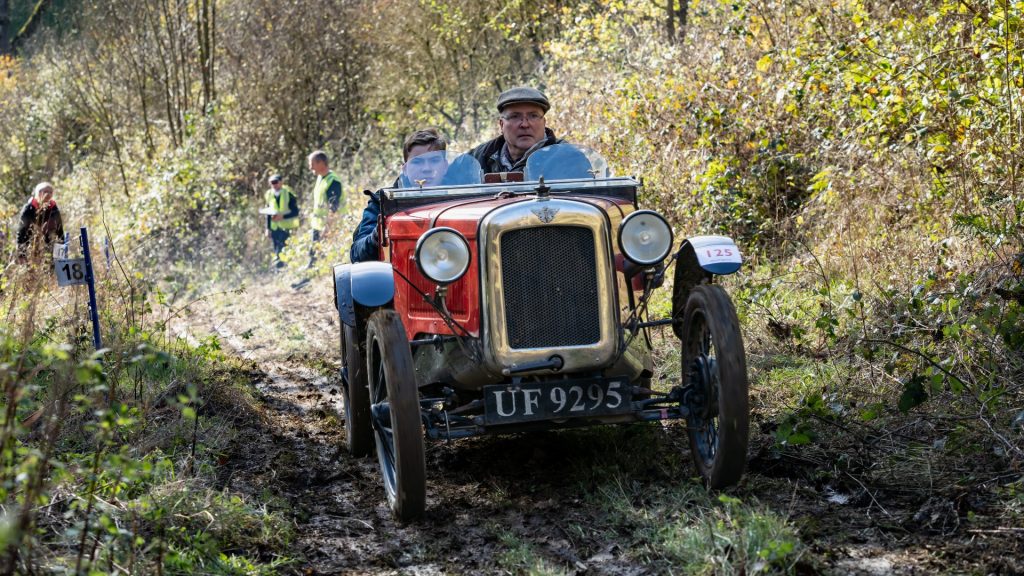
[53,227,102,351]
[80,228,102,351]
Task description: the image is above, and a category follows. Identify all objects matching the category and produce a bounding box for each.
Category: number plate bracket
[483,378,634,425]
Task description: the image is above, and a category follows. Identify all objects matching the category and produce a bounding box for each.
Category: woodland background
[0,0,1021,573]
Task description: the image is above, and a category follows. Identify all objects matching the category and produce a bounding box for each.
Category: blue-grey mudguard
[333,261,396,327]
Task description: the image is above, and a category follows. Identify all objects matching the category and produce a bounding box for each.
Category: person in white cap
[16,181,65,263]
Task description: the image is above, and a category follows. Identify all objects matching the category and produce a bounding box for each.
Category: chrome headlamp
[618,210,673,266]
[415,227,470,285]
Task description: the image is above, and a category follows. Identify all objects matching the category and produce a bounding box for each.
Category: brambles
[0,0,1021,572]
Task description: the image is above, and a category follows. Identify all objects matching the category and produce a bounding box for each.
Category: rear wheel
[366,310,426,521]
[681,284,749,488]
[341,324,373,456]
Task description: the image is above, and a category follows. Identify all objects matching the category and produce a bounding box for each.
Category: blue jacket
[350,190,381,262]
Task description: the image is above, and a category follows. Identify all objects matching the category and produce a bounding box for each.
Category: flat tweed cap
[497,86,550,112]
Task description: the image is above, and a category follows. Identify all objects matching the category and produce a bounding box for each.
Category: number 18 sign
[53,227,104,351]
[55,258,88,287]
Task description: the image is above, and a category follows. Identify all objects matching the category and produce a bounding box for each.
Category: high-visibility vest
[311,171,339,231]
[265,186,299,231]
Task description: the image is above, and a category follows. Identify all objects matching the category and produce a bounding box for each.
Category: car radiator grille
[500,225,602,349]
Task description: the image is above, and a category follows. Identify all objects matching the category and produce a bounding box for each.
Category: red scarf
[30,198,57,210]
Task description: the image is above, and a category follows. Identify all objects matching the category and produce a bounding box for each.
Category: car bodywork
[333,146,749,520]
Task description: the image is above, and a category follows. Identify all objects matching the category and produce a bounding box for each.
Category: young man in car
[468,86,564,174]
[350,128,448,263]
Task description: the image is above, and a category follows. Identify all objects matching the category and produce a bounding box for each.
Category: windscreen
[524,143,610,181]
[398,150,483,189]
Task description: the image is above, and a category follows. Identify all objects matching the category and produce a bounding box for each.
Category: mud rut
[175,277,646,575]
[173,275,1016,575]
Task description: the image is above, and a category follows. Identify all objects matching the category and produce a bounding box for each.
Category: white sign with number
[55,258,88,287]
[690,235,743,267]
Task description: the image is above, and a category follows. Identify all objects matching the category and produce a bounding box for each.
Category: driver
[468,86,564,174]
[350,128,448,263]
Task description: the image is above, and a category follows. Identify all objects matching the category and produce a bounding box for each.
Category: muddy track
[175,277,707,575]
[172,275,1023,576]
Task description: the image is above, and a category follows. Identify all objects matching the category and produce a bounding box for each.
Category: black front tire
[366,310,426,522]
[341,323,373,456]
[681,284,749,488]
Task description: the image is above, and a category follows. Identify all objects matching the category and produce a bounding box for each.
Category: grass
[496,528,573,576]
[0,270,297,573]
[576,465,804,575]
[476,423,809,575]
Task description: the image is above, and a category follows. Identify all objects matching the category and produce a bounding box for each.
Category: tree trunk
[12,0,52,52]
[0,0,10,55]
[666,0,675,43]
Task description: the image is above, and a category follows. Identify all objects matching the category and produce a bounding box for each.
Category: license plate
[483,378,633,425]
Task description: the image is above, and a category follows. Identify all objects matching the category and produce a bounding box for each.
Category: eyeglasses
[501,112,545,124]
[270,180,281,185]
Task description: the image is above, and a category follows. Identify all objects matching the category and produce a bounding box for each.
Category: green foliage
[0,0,1023,569]
[0,267,291,573]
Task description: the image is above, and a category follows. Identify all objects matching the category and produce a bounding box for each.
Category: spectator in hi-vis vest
[264,174,299,268]
[306,149,342,267]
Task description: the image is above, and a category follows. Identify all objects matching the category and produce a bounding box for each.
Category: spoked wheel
[341,324,373,456]
[681,284,749,488]
[366,309,426,522]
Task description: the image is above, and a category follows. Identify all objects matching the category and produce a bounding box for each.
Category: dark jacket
[467,128,564,174]
[350,190,381,263]
[17,198,64,255]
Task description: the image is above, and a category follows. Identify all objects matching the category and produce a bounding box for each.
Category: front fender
[333,261,396,326]
[671,235,743,337]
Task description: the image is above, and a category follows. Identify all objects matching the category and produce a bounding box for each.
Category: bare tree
[11,0,52,52]
[0,0,10,55]
[665,0,689,42]
[196,0,215,111]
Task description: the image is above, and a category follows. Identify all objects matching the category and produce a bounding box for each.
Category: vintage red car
[333,144,749,521]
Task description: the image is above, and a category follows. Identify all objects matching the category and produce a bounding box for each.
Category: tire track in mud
[175,279,521,575]
[174,288,425,574]
[170,276,1024,576]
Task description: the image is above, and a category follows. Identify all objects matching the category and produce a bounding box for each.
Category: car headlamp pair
[415,228,470,285]
[618,210,673,266]
[415,211,672,284]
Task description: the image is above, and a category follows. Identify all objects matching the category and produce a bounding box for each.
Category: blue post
[80,227,103,351]
[103,236,111,271]
[59,232,70,260]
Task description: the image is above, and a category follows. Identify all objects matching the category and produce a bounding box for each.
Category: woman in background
[16,181,65,263]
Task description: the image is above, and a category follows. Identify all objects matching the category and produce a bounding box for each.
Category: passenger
[399,148,449,188]
[16,181,65,264]
[468,86,564,174]
[350,128,447,263]
[264,174,299,268]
